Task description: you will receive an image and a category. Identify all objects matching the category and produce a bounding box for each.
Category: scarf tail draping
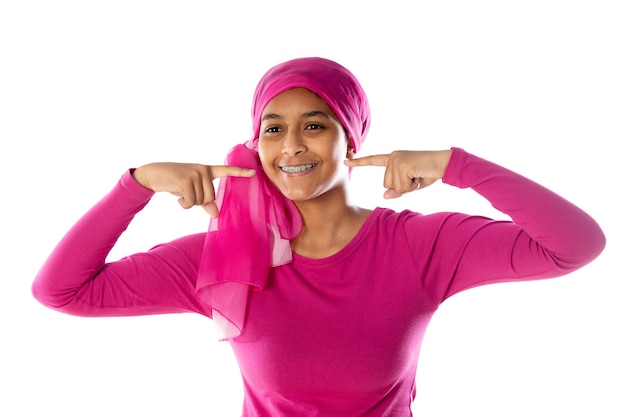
[196,57,370,340]
[196,144,301,340]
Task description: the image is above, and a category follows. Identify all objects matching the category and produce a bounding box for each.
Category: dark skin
[133,88,451,259]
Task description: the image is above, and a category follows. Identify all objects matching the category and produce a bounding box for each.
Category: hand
[132,162,256,218]
[344,150,452,199]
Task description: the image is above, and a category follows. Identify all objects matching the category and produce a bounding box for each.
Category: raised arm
[443,147,605,269]
[31,163,255,317]
[347,147,606,300]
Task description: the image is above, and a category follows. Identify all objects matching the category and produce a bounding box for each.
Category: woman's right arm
[31,164,255,317]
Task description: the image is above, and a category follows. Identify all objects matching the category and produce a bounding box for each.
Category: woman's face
[257,88,352,202]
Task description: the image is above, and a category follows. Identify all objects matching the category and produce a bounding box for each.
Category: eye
[305,123,324,130]
[263,126,282,134]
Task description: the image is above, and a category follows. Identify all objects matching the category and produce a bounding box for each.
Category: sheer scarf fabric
[196,57,371,339]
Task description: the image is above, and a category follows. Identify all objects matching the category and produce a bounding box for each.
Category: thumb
[202,201,220,219]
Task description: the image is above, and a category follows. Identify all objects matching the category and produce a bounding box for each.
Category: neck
[291,187,371,258]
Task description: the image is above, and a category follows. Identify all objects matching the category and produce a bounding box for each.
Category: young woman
[32,57,606,416]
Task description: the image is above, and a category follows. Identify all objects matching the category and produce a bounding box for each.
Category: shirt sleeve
[415,147,606,303]
[31,170,213,318]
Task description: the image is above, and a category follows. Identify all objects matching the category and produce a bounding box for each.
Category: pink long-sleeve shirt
[32,148,605,416]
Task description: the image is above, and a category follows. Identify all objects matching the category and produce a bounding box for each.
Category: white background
[1,1,624,416]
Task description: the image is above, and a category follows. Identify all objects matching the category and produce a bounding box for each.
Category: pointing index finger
[344,154,390,167]
[209,165,257,179]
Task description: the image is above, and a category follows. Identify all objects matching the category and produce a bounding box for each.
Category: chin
[280,191,312,202]
[277,187,321,202]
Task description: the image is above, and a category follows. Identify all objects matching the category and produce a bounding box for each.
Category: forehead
[261,88,334,116]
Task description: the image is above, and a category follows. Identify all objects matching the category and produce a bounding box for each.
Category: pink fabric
[196,57,371,339]
[31,148,606,415]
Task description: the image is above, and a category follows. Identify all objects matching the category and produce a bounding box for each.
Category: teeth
[280,163,317,173]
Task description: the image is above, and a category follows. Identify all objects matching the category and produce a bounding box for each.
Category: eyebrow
[261,110,332,122]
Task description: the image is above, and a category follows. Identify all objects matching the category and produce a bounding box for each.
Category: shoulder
[370,207,452,228]
[368,207,477,248]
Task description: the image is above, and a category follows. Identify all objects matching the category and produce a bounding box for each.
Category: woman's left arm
[442,147,606,270]
[346,147,606,294]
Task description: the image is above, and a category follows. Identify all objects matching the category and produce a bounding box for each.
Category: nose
[282,130,306,156]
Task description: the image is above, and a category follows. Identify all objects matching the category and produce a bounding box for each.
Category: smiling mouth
[280,163,318,173]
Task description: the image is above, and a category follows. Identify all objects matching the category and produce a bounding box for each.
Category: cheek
[332,137,351,160]
[256,141,274,173]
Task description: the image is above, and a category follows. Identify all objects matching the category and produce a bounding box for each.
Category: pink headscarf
[196,57,371,340]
